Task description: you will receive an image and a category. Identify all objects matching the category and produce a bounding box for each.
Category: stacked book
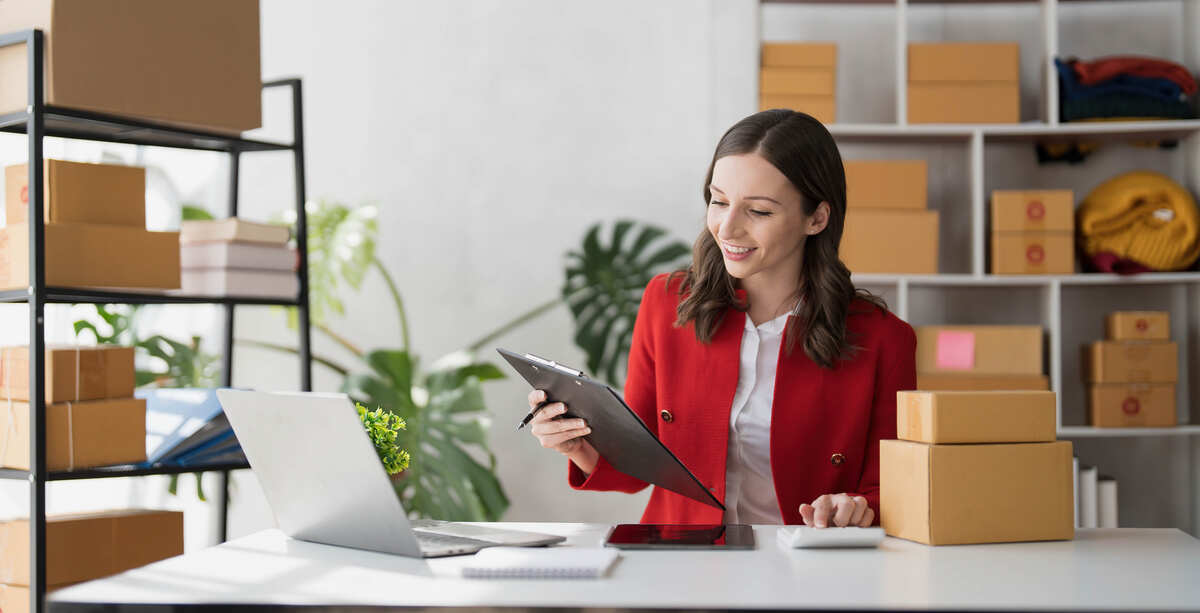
[179,218,297,299]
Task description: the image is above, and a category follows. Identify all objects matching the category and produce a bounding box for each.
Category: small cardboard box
[758,95,836,124]
[991,190,1074,232]
[841,209,938,274]
[760,67,835,96]
[916,325,1043,375]
[1106,311,1169,341]
[917,372,1049,391]
[0,510,182,587]
[1088,383,1176,427]
[990,232,1075,275]
[880,439,1074,545]
[0,345,135,403]
[762,42,836,68]
[0,397,146,471]
[0,0,261,134]
[909,43,1020,82]
[898,390,1056,444]
[0,223,180,290]
[1082,341,1178,384]
[907,42,1020,124]
[844,160,927,209]
[4,161,145,227]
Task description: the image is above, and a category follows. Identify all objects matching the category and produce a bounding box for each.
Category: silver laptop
[216,389,565,557]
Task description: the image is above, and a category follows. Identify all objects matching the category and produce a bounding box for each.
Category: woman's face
[706,153,827,283]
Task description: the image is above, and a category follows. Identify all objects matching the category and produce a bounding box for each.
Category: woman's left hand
[799,493,874,528]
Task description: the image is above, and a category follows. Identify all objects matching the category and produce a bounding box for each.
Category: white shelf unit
[760,0,1200,535]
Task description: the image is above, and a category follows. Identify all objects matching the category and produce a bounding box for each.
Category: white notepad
[461,547,619,579]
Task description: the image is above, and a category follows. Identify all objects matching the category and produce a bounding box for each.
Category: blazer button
[831,453,845,466]
[660,409,674,423]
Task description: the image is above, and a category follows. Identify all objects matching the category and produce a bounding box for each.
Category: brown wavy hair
[670,109,885,369]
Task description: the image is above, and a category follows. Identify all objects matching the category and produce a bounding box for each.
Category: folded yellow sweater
[1077,171,1200,271]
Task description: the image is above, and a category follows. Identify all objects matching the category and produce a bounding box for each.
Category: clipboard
[498,348,724,510]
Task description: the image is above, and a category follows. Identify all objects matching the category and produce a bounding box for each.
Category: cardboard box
[898,390,1056,444]
[916,325,1043,375]
[990,232,1074,275]
[0,510,182,587]
[917,372,1049,391]
[908,43,1020,82]
[762,42,836,68]
[4,161,145,227]
[991,190,1074,232]
[1082,341,1178,384]
[880,439,1074,545]
[0,345,134,403]
[760,67,835,96]
[844,160,927,209]
[1088,383,1177,427]
[1106,311,1170,341]
[758,95,836,124]
[908,82,1020,124]
[0,398,146,471]
[0,0,261,133]
[841,209,938,274]
[0,223,180,290]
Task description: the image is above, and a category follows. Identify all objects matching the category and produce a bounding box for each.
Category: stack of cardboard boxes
[908,42,1020,124]
[1,160,180,291]
[991,190,1075,275]
[881,390,1074,545]
[759,43,837,124]
[179,218,297,299]
[840,160,938,274]
[1083,311,1178,427]
[915,325,1049,391]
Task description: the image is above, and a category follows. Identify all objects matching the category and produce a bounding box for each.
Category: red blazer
[568,273,916,525]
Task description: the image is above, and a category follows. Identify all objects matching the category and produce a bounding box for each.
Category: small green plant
[357,402,411,475]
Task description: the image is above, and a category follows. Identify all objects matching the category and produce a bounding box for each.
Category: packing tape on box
[0,345,84,471]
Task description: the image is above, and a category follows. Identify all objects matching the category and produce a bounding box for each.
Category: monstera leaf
[282,199,378,328]
[562,220,690,385]
[344,349,509,521]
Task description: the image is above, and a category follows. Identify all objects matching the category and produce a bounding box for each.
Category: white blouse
[722,309,791,525]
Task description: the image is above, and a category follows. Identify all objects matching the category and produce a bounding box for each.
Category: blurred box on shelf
[761,42,836,68]
[0,0,261,133]
[844,160,927,209]
[1081,341,1177,383]
[898,390,1056,444]
[881,439,1073,545]
[0,509,182,587]
[1087,383,1176,428]
[1106,311,1169,341]
[0,223,181,290]
[990,232,1074,275]
[917,372,1049,391]
[760,42,836,123]
[180,218,290,245]
[0,345,134,403]
[180,242,296,271]
[0,397,146,471]
[916,325,1043,375]
[841,209,938,274]
[991,190,1074,232]
[760,67,834,96]
[4,160,145,227]
[907,42,1020,124]
[758,95,835,124]
[180,269,298,300]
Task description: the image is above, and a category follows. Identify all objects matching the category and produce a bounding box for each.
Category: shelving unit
[760,0,1200,535]
[0,29,312,613]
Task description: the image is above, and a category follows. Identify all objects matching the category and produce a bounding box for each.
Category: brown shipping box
[0,0,261,133]
[898,390,1056,444]
[0,223,180,290]
[1106,311,1170,341]
[761,43,837,68]
[844,161,927,209]
[916,325,1043,375]
[880,439,1074,545]
[908,42,1020,124]
[0,398,146,471]
[5,161,145,227]
[990,232,1074,275]
[759,95,836,124]
[1088,383,1176,427]
[917,372,1049,391]
[991,190,1074,232]
[0,510,182,587]
[0,345,134,403]
[1082,341,1178,384]
[760,67,835,96]
[841,209,938,274]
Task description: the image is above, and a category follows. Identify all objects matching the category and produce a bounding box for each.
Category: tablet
[497,348,724,510]
[605,523,755,550]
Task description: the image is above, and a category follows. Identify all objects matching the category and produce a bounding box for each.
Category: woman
[527,110,916,528]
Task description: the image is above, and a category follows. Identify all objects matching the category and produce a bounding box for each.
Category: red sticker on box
[1122,397,1140,415]
[1026,200,1045,220]
[1026,244,1045,264]
[1135,319,1148,332]
[19,185,28,204]
[935,331,976,370]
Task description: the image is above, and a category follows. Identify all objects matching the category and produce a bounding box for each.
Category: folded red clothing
[1071,56,1197,96]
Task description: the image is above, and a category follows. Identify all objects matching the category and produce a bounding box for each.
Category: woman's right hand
[527,389,599,473]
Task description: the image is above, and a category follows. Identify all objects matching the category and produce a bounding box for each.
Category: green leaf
[181,204,215,221]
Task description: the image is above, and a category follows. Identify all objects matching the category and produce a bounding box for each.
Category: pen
[516,399,553,431]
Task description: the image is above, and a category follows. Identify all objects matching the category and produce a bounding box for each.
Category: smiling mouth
[721,242,756,257]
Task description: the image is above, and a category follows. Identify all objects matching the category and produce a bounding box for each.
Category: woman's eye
[709,200,728,207]
[750,209,772,217]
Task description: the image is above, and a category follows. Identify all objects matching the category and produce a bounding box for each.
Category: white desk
[49,523,1200,611]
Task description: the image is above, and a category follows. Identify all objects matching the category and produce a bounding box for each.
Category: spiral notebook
[461,547,619,579]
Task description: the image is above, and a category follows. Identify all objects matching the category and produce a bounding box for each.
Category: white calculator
[776,526,886,549]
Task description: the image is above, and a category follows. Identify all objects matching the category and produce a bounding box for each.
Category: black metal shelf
[0,287,301,306]
[0,463,251,482]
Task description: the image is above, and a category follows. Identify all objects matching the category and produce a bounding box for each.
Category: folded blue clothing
[1056,59,1187,104]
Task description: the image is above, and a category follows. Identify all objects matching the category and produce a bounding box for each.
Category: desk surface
[50,523,1200,611]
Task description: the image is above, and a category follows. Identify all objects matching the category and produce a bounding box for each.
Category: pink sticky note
[935,331,976,370]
